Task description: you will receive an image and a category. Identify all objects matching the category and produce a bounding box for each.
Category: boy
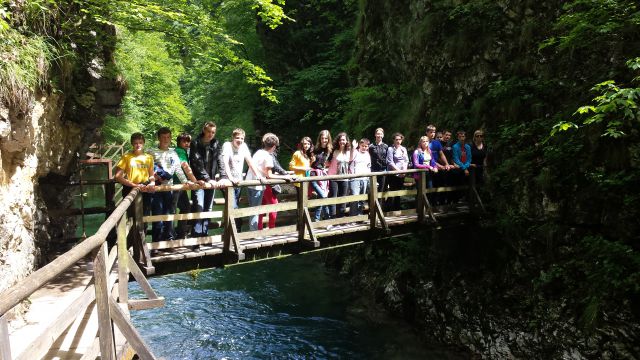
[245,133,295,231]
[114,132,155,218]
[220,128,261,208]
[150,127,190,242]
[350,138,371,217]
[189,122,222,237]
[173,132,203,238]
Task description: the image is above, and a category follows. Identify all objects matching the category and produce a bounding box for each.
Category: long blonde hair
[315,130,333,155]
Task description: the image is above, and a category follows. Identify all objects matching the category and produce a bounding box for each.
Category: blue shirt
[428,140,442,163]
[452,142,472,170]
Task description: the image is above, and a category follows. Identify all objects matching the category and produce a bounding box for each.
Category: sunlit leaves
[551,59,640,138]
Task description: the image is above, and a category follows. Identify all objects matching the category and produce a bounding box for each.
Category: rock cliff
[0,29,121,299]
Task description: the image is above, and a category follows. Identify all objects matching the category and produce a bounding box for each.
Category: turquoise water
[130,254,465,359]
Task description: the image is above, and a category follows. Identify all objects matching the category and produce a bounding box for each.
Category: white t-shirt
[221,142,251,181]
[246,149,274,190]
[350,150,371,180]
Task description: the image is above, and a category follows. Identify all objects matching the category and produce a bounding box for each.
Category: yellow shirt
[289,150,310,178]
[116,151,154,184]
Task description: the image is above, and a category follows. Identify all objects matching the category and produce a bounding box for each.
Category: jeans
[152,191,174,241]
[329,180,349,218]
[247,187,264,231]
[311,180,330,221]
[349,178,369,216]
[191,188,215,236]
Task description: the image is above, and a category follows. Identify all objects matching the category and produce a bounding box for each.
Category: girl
[289,137,315,181]
[328,132,351,218]
[310,130,332,222]
[412,136,437,188]
[386,132,409,211]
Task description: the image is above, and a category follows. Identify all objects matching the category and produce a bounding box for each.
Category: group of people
[114,122,487,242]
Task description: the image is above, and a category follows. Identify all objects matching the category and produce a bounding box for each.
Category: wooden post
[222,188,233,254]
[296,182,307,242]
[131,192,154,275]
[94,242,116,360]
[117,214,129,304]
[0,313,11,360]
[368,175,378,229]
[416,171,426,222]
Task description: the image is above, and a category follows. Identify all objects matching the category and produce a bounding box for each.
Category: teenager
[310,130,332,221]
[245,133,295,231]
[327,132,351,218]
[368,128,388,192]
[412,136,438,188]
[150,127,190,242]
[258,150,292,230]
[114,133,155,229]
[173,133,203,238]
[189,122,222,237]
[386,132,409,211]
[471,130,488,185]
[289,137,314,180]
[349,138,371,217]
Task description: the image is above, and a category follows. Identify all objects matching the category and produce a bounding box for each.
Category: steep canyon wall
[0,30,121,301]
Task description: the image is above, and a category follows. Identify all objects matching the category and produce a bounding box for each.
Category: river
[129,254,465,359]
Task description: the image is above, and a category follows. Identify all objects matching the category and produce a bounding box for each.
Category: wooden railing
[0,188,163,360]
[146,168,485,261]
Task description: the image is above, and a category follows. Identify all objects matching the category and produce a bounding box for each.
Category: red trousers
[258,185,278,229]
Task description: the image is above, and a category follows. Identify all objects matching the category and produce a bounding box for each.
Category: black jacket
[369,142,389,172]
[189,135,221,181]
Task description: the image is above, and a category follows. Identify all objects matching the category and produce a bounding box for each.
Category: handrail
[153,169,430,192]
[0,188,139,317]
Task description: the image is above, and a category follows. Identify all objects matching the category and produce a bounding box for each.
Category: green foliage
[102,28,190,143]
[0,24,53,109]
[535,236,640,329]
[552,58,640,138]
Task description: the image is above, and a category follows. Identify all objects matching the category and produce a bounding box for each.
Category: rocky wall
[0,36,121,304]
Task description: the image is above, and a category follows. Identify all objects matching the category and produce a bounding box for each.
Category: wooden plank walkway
[6,257,134,360]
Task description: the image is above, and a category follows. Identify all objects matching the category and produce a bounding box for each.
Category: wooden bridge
[0,169,483,359]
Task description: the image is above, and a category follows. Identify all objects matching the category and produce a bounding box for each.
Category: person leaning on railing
[173,132,204,239]
[412,136,438,188]
[245,133,296,231]
[327,132,352,219]
[219,128,262,231]
[189,122,224,237]
[386,132,409,211]
[114,132,155,220]
[150,127,191,242]
[451,130,472,203]
[369,127,388,193]
[349,138,371,218]
[310,130,332,222]
[258,147,293,230]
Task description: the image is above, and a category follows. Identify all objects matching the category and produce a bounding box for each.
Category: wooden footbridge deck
[0,169,483,359]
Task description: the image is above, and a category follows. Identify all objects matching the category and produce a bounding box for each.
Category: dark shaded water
[130,254,464,359]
